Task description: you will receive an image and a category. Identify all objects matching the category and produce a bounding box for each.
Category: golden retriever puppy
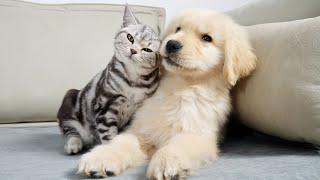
[77,10,256,179]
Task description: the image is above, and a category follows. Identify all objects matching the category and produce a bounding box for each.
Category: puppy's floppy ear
[222,18,257,86]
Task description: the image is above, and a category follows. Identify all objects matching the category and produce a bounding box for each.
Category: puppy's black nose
[166,40,182,54]
[130,49,137,55]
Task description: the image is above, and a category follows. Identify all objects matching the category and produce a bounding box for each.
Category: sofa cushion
[227,0,320,26]
[0,0,165,123]
[233,16,320,145]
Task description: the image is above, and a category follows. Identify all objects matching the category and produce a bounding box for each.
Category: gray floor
[0,126,319,180]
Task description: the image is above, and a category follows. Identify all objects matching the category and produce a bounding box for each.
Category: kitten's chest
[115,88,146,125]
[125,86,148,104]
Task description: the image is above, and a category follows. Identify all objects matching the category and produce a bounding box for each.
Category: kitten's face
[115,25,160,65]
[114,6,160,67]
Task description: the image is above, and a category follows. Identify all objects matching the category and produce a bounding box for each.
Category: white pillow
[234,16,320,145]
[227,0,320,26]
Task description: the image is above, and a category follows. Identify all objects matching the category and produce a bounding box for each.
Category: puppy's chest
[165,87,219,132]
[134,83,220,145]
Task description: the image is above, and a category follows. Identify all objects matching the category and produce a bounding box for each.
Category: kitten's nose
[130,49,137,55]
[166,40,182,54]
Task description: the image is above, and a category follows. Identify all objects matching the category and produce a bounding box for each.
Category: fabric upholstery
[0,0,165,123]
[227,0,320,26]
[233,16,320,145]
[0,126,319,179]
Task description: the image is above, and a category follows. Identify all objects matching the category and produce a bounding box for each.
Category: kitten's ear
[122,4,140,27]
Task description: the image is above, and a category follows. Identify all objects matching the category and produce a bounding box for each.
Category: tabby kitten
[57,5,161,155]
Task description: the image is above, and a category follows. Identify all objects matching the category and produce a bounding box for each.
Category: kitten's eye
[201,34,212,42]
[127,34,134,44]
[176,27,181,32]
[142,48,153,52]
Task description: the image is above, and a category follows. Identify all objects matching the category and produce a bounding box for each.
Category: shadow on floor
[221,119,318,157]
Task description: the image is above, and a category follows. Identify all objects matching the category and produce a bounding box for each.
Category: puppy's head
[160,10,256,86]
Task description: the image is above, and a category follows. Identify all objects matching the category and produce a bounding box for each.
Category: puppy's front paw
[147,149,192,180]
[77,146,121,178]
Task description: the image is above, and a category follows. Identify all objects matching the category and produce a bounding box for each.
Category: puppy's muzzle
[166,40,182,54]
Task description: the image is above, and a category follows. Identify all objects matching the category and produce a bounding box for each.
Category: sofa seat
[0,126,319,180]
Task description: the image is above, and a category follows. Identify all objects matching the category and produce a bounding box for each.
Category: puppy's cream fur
[78,10,256,179]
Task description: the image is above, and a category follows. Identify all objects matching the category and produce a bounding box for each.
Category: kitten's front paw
[64,136,83,155]
[77,145,121,178]
[147,149,192,180]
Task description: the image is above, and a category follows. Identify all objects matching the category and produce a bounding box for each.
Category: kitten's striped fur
[57,5,161,154]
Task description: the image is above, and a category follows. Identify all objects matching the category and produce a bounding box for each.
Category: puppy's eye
[201,34,212,42]
[127,34,134,44]
[176,27,181,32]
[142,48,153,52]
